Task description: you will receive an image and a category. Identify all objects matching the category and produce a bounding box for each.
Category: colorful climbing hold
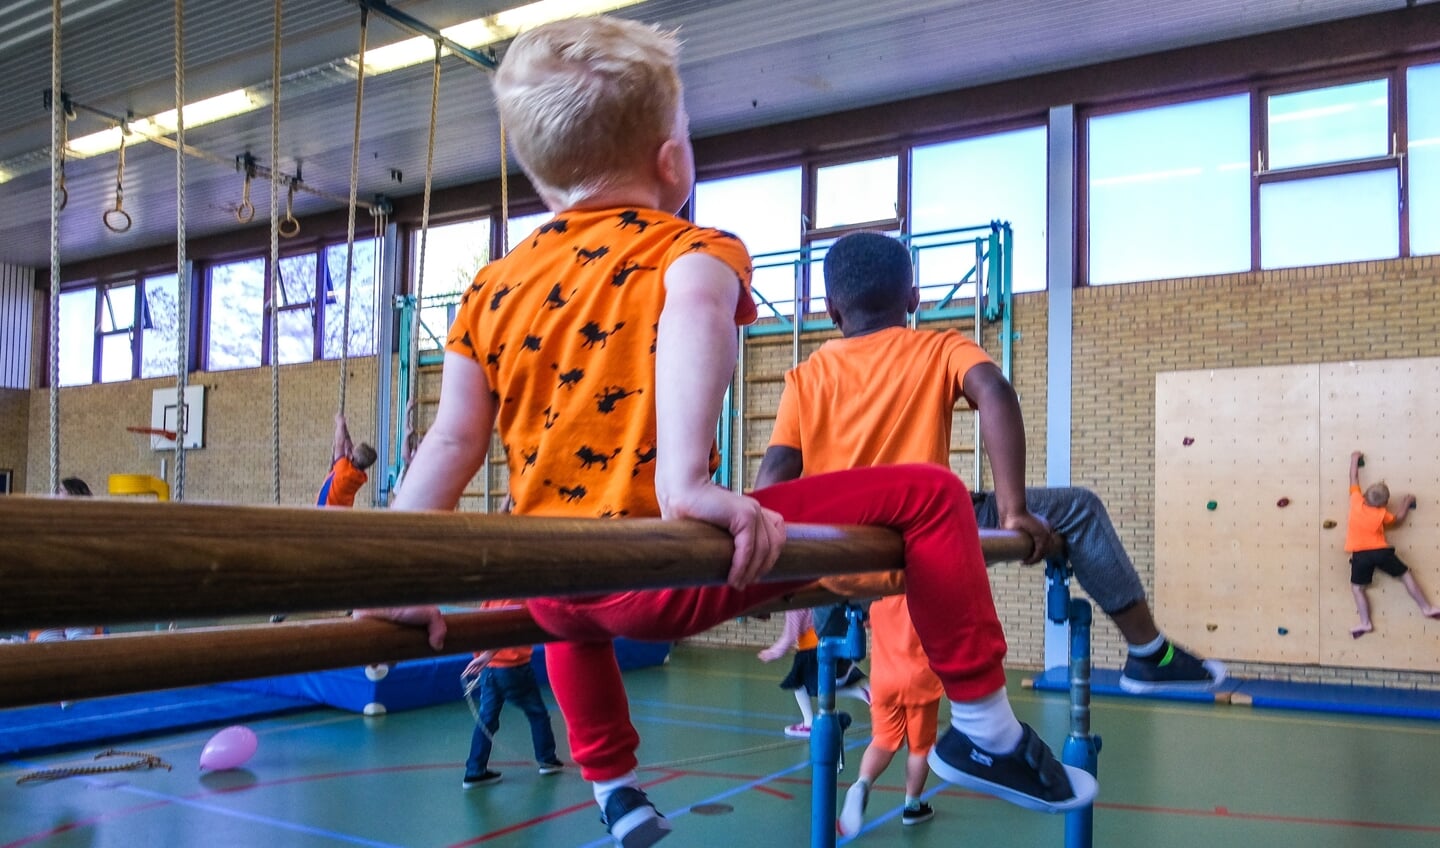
[1322,519,1337,529]
[1277,497,1290,508]
[1182,437,1194,446]
[1357,456,1365,467]
[1206,500,1218,511]
[1206,623,1218,632]
[1278,627,1289,636]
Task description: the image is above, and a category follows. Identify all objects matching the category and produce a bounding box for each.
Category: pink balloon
[199,725,258,771]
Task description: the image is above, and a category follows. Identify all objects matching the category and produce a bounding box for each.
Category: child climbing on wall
[757,607,869,738]
[1346,451,1439,637]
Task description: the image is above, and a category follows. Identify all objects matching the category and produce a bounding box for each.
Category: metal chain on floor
[16,749,172,785]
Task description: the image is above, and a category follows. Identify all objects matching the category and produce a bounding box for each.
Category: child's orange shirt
[317,457,368,507]
[867,595,943,705]
[1345,485,1395,552]
[479,600,533,667]
[768,326,994,471]
[445,208,754,518]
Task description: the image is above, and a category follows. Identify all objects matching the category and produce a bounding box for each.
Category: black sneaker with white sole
[901,801,935,826]
[461,769,502,789]
[601,786,672,848]
[1120,642,1228,694]
[926,722,1097,813]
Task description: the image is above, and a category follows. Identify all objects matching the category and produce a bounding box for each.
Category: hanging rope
[102,128,133,233]
[57,104,69,211]
[268,0,284,505]
[172,0,189,501]
[16,749,172,785]
[338,9,369,419]
[499,121,509,252]
[407,41,442,444]
[47,0,62,495]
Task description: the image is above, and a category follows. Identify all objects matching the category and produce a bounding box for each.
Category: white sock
[794,690,814,727]
[1129,634,1166,657]
[949,687,1023,753]
[593,772,640,808]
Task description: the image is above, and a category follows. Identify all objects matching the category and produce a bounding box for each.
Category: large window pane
[276,254,317,364]
[1410,62,1440,256]
[1268,79,1388,170]
[694,168,802,316]
[99,334,132,383]
[140,274,179,378]
[1088,95,1251,285]
[208,258,265,370]
[912,128,1047,293]
[57,288,95,386]
[1260,170,1399,268]
[98,284,135,383]
[814,157,898,229]
[324,239,377,358]
[413,219,489,350]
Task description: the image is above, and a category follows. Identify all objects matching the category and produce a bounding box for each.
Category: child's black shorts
[1350,547,1408,585]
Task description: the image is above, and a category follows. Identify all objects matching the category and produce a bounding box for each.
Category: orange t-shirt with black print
[317,456,368,507]
[1345,485,1395,552]
[445,207,754,519]
[768,326,994,473]
[868,594,944,706]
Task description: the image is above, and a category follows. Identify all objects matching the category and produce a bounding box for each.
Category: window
[693,167,803,317]
[276,254,318,364]
[814,157,899,230]
[98,283,135,383]
[912,128,1047,294]
[1259,78,1399,268]
[207,258,265,370]
[57,288,96,386]
[1088,95,1252,285]
[140,274,180,379]
[323,239,379,359]
[505,211,552,254]
[1410,62,1440,257]
[411,218,491,350]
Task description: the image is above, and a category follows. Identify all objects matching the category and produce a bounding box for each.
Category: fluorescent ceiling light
[364,0,645,74]
[50,0,648,165]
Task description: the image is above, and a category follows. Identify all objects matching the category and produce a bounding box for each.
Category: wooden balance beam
[0,497,1032,708]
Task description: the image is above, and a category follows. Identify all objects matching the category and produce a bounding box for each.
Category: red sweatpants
[527,463,1007,781]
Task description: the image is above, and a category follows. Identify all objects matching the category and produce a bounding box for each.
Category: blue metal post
[1046,561,1099,848]
[811,604,864,848]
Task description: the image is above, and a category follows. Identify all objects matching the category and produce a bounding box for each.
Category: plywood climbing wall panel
[1155,366,1321,665]
[1156,358,1440,674]
[1318,359,1440,672]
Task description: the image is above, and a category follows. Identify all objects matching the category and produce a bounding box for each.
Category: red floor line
[751,784,794,800]
[446,773,685,847]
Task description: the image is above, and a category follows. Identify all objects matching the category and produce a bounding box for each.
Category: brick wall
[0,388,28,492]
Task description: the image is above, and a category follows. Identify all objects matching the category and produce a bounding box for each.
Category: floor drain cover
[689,803,734,816]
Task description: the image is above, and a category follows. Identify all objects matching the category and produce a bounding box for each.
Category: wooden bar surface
[0,497,1031,631]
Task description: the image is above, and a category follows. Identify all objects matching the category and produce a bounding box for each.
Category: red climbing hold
[1277,497,1290,508]
[1182,437,1194,446]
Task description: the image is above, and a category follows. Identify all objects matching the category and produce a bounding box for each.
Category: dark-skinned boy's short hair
[353,443,378,471]
[823,232,913,318]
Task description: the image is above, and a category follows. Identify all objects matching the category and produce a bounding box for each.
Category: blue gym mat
[0,684,315,762]
[1027,667,1440,720]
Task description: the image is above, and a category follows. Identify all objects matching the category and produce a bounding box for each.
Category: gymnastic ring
[279,215,301,239]
[235,200,255,224]
[102,207,132,233]
[57,184,68,212]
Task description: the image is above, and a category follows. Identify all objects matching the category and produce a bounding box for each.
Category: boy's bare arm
[656,253,786,589]
[754,445,803,489]
[962,362,1059,564]
[1350,451,1363,487]
[1393,494,1417,525]
[332,412,354,462]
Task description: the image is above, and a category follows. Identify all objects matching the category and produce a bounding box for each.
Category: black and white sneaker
[1120,643,1227,694]
[538,760,565,775]
[601,786,672,848]
[901,801,935,826]
[461,769,502,789]
[927,723,1097,813]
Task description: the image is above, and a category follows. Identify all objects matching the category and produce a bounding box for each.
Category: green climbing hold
[1206,500,1218,511]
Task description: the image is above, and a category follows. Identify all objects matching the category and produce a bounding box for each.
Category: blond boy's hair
[494,16,682,205]
[1365,482,1390,508]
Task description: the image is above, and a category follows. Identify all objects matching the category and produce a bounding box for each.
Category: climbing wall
[1156,358,1440,672]
[1155,365,1321,665]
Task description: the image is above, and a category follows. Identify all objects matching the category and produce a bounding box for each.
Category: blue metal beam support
[1046,561,1100,848]
[350,0,498,70]
[811,603,863,848]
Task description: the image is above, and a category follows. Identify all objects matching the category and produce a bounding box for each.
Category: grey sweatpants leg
[973,486,1146,616]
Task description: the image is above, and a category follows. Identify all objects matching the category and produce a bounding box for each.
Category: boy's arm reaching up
[361,352,497,649]
[656,253,786,589]
[332,412,354,463]
[962,362,1060,564]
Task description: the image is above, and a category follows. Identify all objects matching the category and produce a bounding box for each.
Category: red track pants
[528,463,1008,781]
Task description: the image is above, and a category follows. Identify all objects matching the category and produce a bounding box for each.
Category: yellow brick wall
[0,388,29,493]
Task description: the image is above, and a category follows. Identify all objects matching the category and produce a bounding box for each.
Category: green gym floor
[2,646,1438,848]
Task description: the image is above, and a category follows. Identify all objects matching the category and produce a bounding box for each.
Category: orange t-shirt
[480,600,533,667]
[1345,485,1394,552]
[317,457,368,507]
[445,207,754,518]
[768,326,994,473]
[867,595,944,705]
